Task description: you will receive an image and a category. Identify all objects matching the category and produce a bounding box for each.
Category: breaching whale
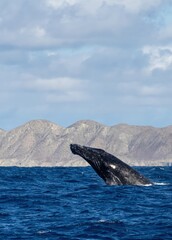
[70,144,153,186]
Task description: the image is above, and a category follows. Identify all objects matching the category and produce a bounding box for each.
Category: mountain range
[0,120,171,166]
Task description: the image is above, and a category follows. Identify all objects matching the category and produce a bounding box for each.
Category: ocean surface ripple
[0,166,171,239]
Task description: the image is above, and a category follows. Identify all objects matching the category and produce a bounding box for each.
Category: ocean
[0,166,171,240]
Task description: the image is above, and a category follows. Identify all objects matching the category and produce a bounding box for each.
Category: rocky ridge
[0,120,171,166]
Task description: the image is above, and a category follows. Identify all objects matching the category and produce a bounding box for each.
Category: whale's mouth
[70,144,94,162]
[70,144,83,155]
[70,144,104,158]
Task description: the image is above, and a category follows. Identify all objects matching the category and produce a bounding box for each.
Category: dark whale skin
[70,144,153,186]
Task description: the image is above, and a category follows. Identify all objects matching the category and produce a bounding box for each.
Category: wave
[154,182,170,186]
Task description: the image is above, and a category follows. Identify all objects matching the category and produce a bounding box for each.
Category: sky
[0,0,172,130]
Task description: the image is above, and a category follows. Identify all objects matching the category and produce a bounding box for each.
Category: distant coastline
[0,119,172,167]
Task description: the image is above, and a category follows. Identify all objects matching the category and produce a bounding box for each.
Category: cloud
[20,77,82,91]
[0,0,170,49]
[0,0,172,129]
[16,76,89,104]
[46,90,88,103]
[47,0,79,9]
[46,0,165,13]
[142,45,172,72]
[113,0,164,13]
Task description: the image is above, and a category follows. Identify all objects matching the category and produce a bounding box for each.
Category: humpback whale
[70,144,153,186]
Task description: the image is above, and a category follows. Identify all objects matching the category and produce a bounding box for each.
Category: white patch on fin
[110,164,116,169]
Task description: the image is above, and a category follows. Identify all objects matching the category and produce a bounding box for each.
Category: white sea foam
[37,230,51,235]
[98,219,106,223]
[154,182,170,186]
[144,184,153,187]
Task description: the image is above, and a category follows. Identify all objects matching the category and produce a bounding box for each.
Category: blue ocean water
[0,167,171,240]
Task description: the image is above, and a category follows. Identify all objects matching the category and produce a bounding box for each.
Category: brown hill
[0,120,171,166]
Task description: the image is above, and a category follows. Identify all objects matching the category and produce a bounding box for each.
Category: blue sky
[0,0,172,130]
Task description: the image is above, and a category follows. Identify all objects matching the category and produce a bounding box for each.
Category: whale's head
[70,144,123,185]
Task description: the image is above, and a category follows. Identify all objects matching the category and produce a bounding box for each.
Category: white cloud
[0,0,170,49]
[47,0,78,8]
[46,90,88,102]
[19,77,83,91]
[140,85,165,96]
[0,0,172,129]
[143,45,172,72]
[20,26,46,38]
[113,0,163,13]
[46,0,164,13]
[16,77,89,103]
